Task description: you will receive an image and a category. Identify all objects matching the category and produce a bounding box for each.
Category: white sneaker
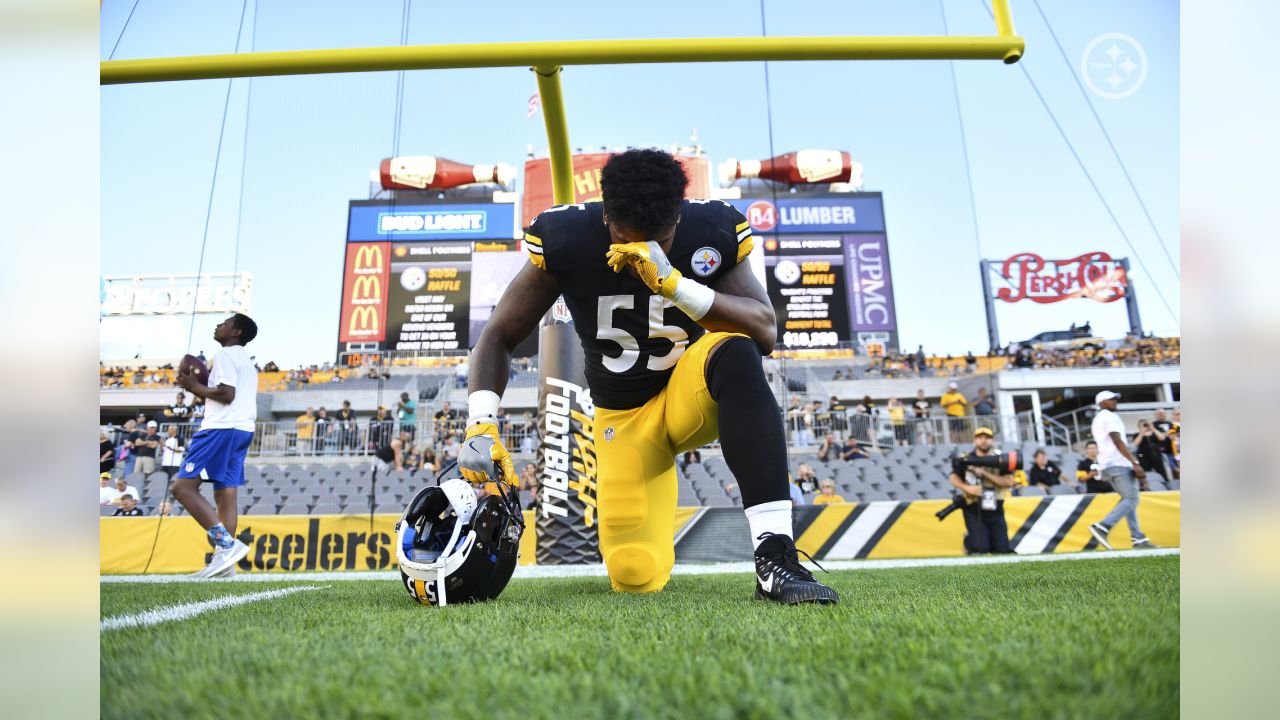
[1088,523,1113,550]
[189,548,224,578]
[210,563,238,578]
[201,540,250,579]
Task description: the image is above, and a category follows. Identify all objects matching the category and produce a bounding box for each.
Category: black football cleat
[753,532,840,605]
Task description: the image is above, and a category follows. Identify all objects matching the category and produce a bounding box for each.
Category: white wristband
[670,277,715,321]
[467,390,501,426]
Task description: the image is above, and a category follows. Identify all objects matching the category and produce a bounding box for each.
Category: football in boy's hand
[179,354,210,386]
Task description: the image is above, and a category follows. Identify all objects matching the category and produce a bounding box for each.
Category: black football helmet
[395,460,525,606]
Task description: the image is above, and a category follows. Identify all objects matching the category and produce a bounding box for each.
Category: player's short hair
[231,313,258,345]
[600,149,688,236]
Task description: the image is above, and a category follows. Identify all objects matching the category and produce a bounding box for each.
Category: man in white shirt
[174,314,260,578]
[1088,390,1156,550]
[160,425,185,478]
[100,472,119,505]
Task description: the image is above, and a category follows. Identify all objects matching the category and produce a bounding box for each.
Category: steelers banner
[674,492,1181,562]
[101,511,536,575]
[101,495,1179,574]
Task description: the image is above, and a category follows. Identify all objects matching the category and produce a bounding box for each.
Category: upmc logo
[747,200,777,232]
[340,242,391,343]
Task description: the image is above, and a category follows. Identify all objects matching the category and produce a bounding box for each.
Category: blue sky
[100,0,1179,366]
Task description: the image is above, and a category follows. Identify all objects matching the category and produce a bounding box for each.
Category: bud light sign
[844,234,897,332]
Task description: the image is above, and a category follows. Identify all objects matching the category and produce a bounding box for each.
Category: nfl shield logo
[692,247,722,277]
[552,298,572,324]
[604,427,615,442]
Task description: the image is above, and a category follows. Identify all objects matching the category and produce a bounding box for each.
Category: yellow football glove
[605,241,683,298]
[458,422,517,487]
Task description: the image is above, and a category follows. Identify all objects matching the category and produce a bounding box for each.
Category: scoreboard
[727,192,900,352]
[336,197,524,358]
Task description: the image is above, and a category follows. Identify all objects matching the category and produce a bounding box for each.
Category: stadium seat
[1048,484,1075,496]
[1019,486,1046,496]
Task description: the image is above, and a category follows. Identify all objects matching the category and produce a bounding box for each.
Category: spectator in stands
[403,441,423,476]
[421,448,438,476]
[794,463,818,495]
[196,350,206,364]
[295,408,315,455]
[828,396,848,435]
[808,399,824,438]
[1076,440,1111,493]
[454,359,469,388]
[112,492,144,516]
[263,360,279,372]
[133,421,161,475]
[100,472,118,505]
[941,382,968,443]
[441,434,460,463]
[117,420,137,477]
[915,345,926,374]
[912,389,932,444]
[964,351,978,374]
[160,425,184,478]
[314,407,331,455]
[948,427,1014,554]
[841,437,869,461]
[812,478,845,506]
[371,431,405,481]
[369,407,393,451]
[1028,449,1075,491]
[1089,391,1155,549]
[397,392,417,439]
[169,391,190,423]
[680,448,702,471]
[112,477,140,507]
[336,400,358,455]
[523,466,541,511]
[786,397,807,446]
[433,401,457,443]
[190,397,205,424]
[887,397,909,446]
[1150,409,1179,479]
[100,431,116,475]
[518,411,536,453]
[789,473,806,506]
[1133,421,1166,484]
[816,433,836,463]
[973,387,995,417]
[157,499,174,517]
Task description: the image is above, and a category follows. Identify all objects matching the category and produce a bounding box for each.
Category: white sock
[744,500,794,550]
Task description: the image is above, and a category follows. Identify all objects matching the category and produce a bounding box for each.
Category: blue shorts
[177,428,254,490]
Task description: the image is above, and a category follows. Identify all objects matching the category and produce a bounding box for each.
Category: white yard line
[102,548,1177,584]
[101,585,328,631]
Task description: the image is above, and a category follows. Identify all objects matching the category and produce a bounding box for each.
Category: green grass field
[101,556,1178,719]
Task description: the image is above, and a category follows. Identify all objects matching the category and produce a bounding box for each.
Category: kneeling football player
[459,149,838,604]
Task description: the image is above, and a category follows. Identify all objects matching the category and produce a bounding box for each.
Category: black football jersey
[525,200,754,410]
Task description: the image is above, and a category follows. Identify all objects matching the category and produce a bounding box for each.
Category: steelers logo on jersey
[692,247,722,277]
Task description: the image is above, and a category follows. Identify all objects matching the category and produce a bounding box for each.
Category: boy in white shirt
[175,314,260,577]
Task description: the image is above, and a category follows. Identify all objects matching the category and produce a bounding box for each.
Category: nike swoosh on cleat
[759,573,776,593]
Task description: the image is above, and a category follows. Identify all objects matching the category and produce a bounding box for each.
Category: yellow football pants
[594,331,747,593]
